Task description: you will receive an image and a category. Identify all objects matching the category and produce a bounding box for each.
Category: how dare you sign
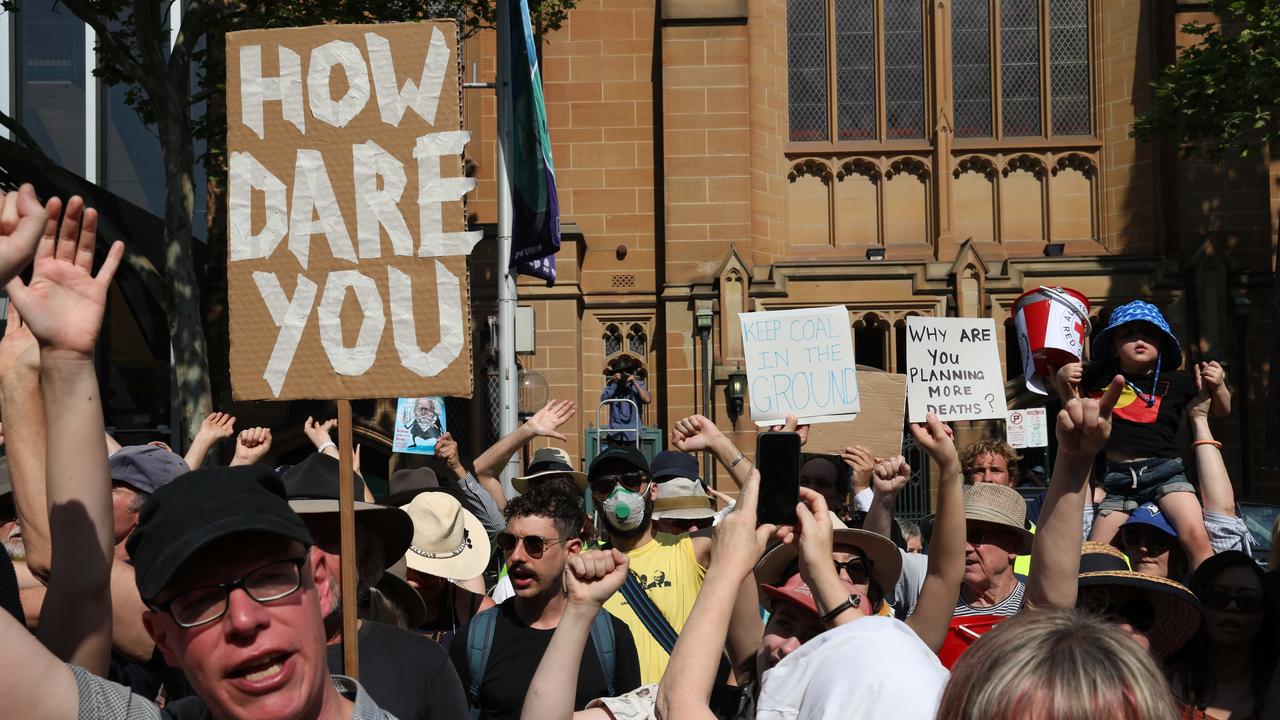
[227,22,477,400]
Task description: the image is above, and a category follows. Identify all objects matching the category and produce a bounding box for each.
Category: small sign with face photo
[393,397,447,454]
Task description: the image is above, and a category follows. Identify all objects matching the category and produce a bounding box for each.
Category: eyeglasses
[1120,526,1173,553]
[495,532,570,559]
[1079,590,1156,633]
[833,557,871,585]
[589,471,651,496]
[1200,589,1264,613]
[152,556,308,629]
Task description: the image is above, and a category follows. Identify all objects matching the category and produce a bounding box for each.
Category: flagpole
[496,0,521,496]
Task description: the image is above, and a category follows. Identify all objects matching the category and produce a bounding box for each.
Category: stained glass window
[951,0,992,137]
[835,0,877,140]
[604,325,622,356]
[883,0,924,138]
[627,325,647,356]
[788,0,830,142]
[1050,0,1090,135]
[1000,0,1041,137]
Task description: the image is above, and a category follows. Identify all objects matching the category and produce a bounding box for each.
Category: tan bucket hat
[963,483,1034,554]
[512,447,588,495]
[401,491,491,581]
[652,477,716,521]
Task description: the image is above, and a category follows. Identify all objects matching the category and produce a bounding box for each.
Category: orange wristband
[1193,439,1223,449]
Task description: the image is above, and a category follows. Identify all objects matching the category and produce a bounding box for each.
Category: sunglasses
[833,557,871,585]
[589,471,651,495]
[1079,590,1156,633]
[495,532,570,559]
[965,529,1015,546]
[1200,589,1264,613]
[1120,526,1173,553]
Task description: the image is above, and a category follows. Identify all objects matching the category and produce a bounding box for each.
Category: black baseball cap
[127,466,313,602]
[588,446,650,480]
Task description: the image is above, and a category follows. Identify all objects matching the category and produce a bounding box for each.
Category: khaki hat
[652,477,716,521]
[512,447,588,495]
[755,512,902,600]
[963,483,1033,554]
[402,491,491,581]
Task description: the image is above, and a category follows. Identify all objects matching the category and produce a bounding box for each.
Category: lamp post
[1233,295,1253,495]
[695,306,714,483]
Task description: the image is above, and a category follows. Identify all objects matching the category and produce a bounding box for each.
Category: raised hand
[0,185,45,287]
[840,445,876,492]
[197,412,237,443]
[672,414,723,453]
[230,427,273,466]
[909,413,959,469]
[304,416,337,449]
[1056,375,1123,458]
[768,414,810,446]
[563,548,629,608]
[709,466,778,577]
[435,432,466,475]
[779,487,838,589]
[1188,363,1213,420]
[5,194,123,357]
[0,303,40,377]
[525,399,575,441]
[871,456,911,497]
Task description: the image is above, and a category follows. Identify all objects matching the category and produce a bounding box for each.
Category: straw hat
[652,478,716,521]
[755,512,902,599]
[963,483,1034,554]
[512,447,588,495]
[401,491,491,581]
[1076,542,1201,658]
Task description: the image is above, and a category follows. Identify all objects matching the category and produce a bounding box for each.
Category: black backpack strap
[619,571,679,655]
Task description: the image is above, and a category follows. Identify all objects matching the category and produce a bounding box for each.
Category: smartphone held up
[755,431,801,526]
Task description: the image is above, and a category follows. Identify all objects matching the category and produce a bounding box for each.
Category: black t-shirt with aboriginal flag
[1084,366,1197,459]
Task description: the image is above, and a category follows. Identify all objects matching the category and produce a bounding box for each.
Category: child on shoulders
[1053,300,1228,571]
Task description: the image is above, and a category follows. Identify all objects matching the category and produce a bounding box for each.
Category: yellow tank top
[604,532,706,685]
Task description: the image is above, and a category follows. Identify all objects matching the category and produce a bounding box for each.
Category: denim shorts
[1097,457,1194,516]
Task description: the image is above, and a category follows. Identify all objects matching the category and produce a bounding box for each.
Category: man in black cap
[0,466,398,719]
[590,445,760,685]
[282,452,468,720]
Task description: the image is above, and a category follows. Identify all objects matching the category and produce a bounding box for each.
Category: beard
[4,538,23,562]
[599,497,655,539]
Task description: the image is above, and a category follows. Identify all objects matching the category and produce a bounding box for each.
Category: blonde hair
[959,440,1021,479]
[1269,514,1280,573]
[936,608,1180,720]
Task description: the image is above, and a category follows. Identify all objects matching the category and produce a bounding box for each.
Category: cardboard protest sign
[1006,408,1048,449]
[740,306,859,426]
[227,22,477,400]
[393,397,447,454]
[804,371,907,460]
[905,317,1007,422]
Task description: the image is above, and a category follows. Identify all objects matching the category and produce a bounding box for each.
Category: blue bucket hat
[1093,301,1182,370]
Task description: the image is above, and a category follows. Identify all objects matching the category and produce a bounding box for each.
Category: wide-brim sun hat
[512,447,588,495]
[754,512,902,603]
[1076,542,1201,658]
[962,483,1034,554]
[1093,300,1182,370]
[401,490,491,581]
[652,477,716,521]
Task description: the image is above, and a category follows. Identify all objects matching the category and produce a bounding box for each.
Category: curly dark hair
[504,483,589,542]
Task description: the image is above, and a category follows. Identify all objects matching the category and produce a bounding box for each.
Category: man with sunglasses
[1118,503,1182,578]
[449,484,639,720]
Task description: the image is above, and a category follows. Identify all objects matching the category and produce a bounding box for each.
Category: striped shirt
[953,576,1026,617]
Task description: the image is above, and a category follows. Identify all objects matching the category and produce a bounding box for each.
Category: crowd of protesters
[0,183,1277,719]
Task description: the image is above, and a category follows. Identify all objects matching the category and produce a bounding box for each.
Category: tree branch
[59,0,148,83]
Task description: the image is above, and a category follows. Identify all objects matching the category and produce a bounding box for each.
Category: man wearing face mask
[590,446,760,685]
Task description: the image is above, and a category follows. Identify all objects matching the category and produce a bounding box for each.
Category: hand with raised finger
[871,456,910,498]
[563,548,630,609]
[304,416,337,449]
[526,399,575,441]
[768,414,810,446]
[436,432,466,475]
[0,303,41,377]
[6,194,123,358]
[0,185,46,287]
[791,487,838,589]
[1056,375,1123,458]
[909,413,959,469]
[671,414,722,453]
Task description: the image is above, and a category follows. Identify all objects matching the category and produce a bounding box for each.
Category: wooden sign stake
[337,399,360,679]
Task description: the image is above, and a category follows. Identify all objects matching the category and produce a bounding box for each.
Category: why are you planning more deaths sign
[227,22,477,401]
[905,317,1007,423]
[739,305,860,426]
